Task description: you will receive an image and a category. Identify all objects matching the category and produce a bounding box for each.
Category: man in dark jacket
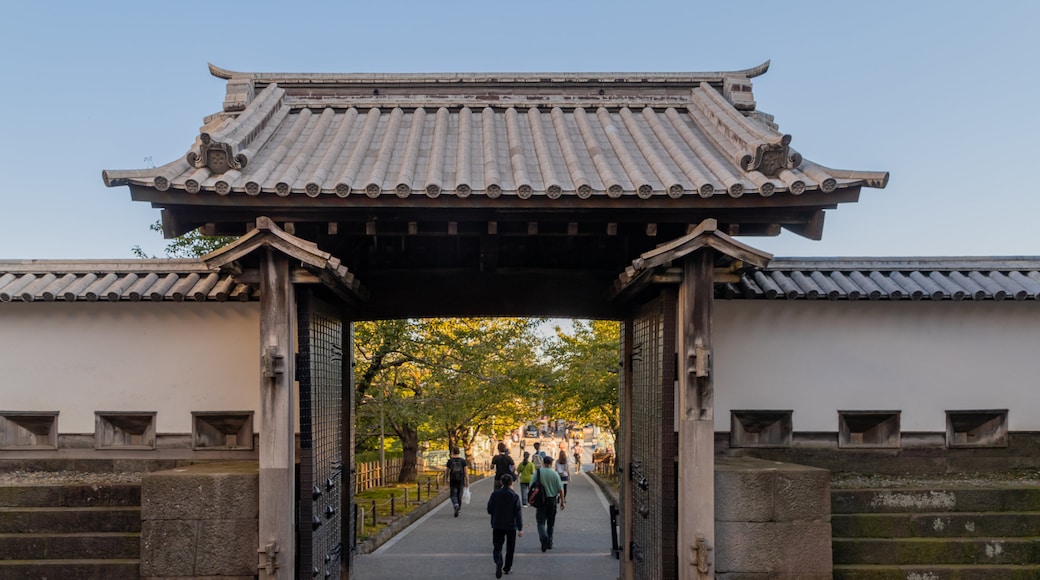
[486,474,523,578]
[490,441,515,489]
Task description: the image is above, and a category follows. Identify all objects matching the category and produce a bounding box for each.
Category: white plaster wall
[715,300,1040,432]
[0,302,261,433]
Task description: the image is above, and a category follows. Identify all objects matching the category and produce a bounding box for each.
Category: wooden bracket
[262,347,285,379]
[693,536,712,574]
[259,541,280,574]
[690,339,711,378]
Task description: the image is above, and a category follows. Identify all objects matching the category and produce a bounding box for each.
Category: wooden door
[623,290,678,580]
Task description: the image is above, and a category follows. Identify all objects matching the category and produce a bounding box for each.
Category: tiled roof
[102,63,887,202]
[5,257,1040,304]
[0,260,255,303]
[723,258,1040,301]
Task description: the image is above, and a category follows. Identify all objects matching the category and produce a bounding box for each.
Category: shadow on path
[350,468,620,580]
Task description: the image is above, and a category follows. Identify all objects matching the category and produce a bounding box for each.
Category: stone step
[832,511,1040,538]
[0,559,140,579]
[833,564,1040,580]
[0,484,140,508]
[0,506,142,533]
[0,532,140,560]
[832,537,1040,566]
[832,487,1040,514]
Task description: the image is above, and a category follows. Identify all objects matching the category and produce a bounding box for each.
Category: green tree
[353,317,546,481]
[544,320,622,441]
[421,317,545,461]
[132,220,237,258]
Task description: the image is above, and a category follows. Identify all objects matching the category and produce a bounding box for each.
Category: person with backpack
[532,454,565,552]
[444,447,469,517]
[516,451,536,506]
[531,441,546,464]
[491,442,515,489]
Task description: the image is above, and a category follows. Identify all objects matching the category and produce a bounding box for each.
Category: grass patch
[354,471,446,541]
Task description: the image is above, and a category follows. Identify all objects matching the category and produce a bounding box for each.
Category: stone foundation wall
[717,431,1040,475]
[140,461,259,579]
[714,456,832,579]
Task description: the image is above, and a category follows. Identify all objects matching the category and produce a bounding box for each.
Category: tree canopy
[353,317,548,480]
[542,320,622,439]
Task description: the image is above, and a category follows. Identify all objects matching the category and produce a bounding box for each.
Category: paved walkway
[350,466,621,580]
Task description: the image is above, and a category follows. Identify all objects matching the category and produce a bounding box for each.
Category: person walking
[572,440,583,471]
[491,441,515,489]
[516,451,536,506]
[533,454,565,552]
[531,441,545,464]
[486,473,523,578]
[556,444,571,497]
[444,447,469,517]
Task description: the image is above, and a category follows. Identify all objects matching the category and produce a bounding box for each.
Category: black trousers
[492,528,517,571]
[449,481,465,508]
[535,496,558,548]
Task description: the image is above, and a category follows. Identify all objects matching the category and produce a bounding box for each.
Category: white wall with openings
[1,302,261,434]
[714,300,1040,432]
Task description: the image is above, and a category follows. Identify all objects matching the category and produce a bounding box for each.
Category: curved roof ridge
[207,61,773,85]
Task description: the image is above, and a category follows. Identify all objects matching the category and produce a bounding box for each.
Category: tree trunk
[396,425,419,483]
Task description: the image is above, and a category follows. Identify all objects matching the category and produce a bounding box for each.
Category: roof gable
[102,63,887,242]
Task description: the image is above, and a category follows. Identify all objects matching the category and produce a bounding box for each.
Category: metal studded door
[626,291,678,580]
[297,290,348,579]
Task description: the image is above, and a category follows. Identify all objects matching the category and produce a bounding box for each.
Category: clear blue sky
[2,1,1038,259]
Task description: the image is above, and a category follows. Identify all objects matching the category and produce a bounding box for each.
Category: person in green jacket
[533,454,565,552]
[516,451,536,506]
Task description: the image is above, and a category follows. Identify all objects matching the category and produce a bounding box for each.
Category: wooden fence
[355,458,403,493]
[355,457,491,493]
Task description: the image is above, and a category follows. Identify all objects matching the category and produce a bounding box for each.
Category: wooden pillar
[258,249,296,579]
[677,250,715,579]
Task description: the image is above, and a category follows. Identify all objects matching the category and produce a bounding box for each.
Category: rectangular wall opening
[946,409,1008,448]
[838,411,900,448]
[193,411,254,450]
[730,410,793,447]
[0,412,58,449]
[95,412,156,450]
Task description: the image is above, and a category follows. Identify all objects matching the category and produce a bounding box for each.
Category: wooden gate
[297,290,351,578]
[624,291,678,580]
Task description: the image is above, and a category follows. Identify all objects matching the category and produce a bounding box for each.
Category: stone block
[141,461,258,520]
[716,521,832,575]
[715,464,775,522]
[194,518,259,576]
[774,467,830,522]
[716,456,829,522]
[140,519,199,577]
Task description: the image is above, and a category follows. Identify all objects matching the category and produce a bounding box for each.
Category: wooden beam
[365,221,376,236]
[408,222,418,235]
[528,222,538,235]
[448,222,458,236]
[607,223,617,236]
[283,222,295,235]
[782,210,826,240]
[258,249,295,579]
[488,221,497,235]
[327,222,338,235]
[677,251,715,580]
[568,222,579,236]
[646,223,657,237]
